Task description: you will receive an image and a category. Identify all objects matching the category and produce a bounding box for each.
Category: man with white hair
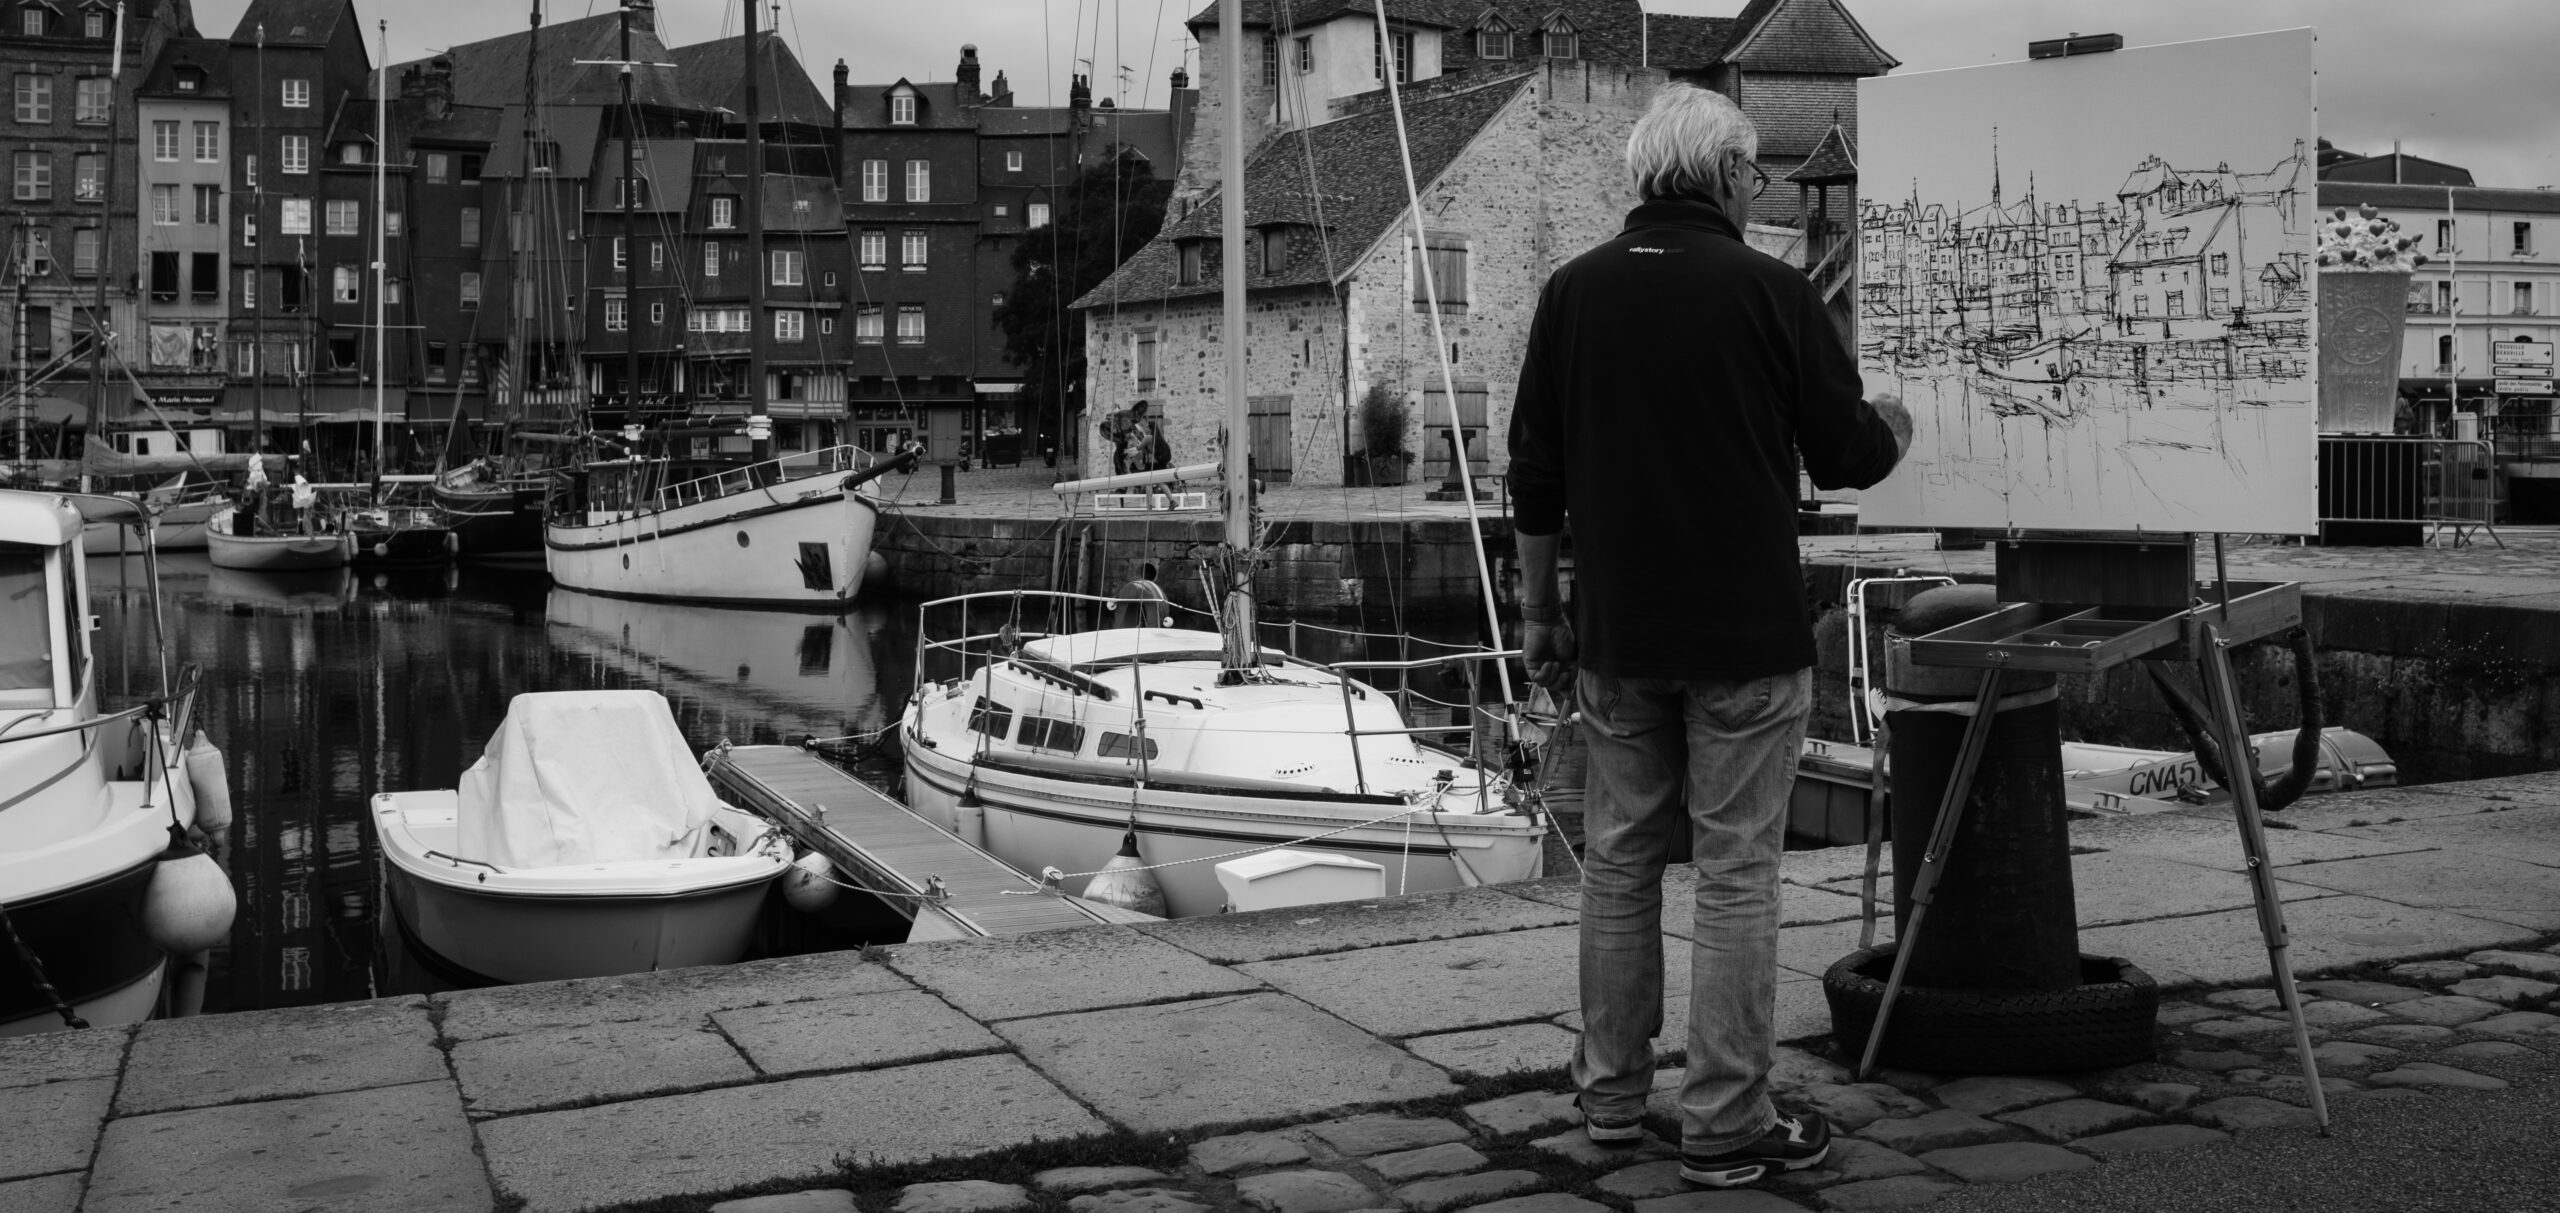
[1507,83,1911,1188]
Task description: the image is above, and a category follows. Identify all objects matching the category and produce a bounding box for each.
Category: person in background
[1506,83,1912,1190]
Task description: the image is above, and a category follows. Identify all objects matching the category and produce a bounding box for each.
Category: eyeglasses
[1739,158,1768,200]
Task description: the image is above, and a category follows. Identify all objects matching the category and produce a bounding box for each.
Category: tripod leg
[1860,717,1889,951]
[2196,623,2331,1132]
[1857,667,2004,1079]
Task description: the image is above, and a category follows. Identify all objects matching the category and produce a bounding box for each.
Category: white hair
[1625,84,1759,203]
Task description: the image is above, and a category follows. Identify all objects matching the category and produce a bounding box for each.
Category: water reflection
[89,553,910,1014]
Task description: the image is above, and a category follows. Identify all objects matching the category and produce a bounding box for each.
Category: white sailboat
[899,0,1546,918]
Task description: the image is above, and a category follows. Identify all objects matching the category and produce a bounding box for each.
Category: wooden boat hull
[205,509,350,571]
[375,792,787,985]
[545,479,885,608]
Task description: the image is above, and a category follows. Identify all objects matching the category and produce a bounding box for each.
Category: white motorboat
[375,690,790,984]
[205,507,351,572]
[3,491,235,1036]
[81,489,226,553]
[902,606,1546,919]
[544,446,913,607]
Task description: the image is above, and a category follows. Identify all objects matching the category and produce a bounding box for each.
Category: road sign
[2494,339,2555,369]
[2494,378,2555,396]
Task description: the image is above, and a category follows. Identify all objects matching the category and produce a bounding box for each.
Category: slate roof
[840,79,977,130]
[1714,0,1895,73]
[1189,0,1653,65]
[396,12,696,113]
[2321,153,2475,188]
[671,31,833,127]
[137,35,232,99]
[2316,182,2560,217]
[227,0,347,46]
[1073,73,1530,310]
[1786,119,1855,184]
[1644,14,1737,68]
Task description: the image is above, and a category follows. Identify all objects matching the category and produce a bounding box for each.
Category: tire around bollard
[1822,943,2160,1075]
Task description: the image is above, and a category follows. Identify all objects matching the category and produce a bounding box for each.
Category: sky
[188,0,2559,189]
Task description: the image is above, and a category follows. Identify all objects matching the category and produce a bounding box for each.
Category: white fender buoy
[862,551,891,593]
[143,826,237,955]
[183,732,233,834]
[1082,825,1169,918]
[443,531,461,555]
[372,542,390,559]
[781,851,839,914]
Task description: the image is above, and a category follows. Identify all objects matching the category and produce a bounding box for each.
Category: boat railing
[650,445,876,514]
[1328,649,1523,805]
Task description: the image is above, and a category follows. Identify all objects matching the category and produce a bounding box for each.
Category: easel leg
[2195,623,2332,1132]
[1859,718,1889,952]
[1857,668,2003,1080]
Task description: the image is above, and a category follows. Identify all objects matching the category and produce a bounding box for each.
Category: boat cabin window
[967,697,1013,739]
[0,544,57,708]
[1018,716,1085,753]
[1096,731,1157,761]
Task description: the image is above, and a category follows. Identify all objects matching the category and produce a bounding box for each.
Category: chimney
[400,56,455,120]
[957,44,983,103]
[989,69,1013,107]
[1170,66,1189,91]
[1070,73,1091,116]
[626,0,655,35]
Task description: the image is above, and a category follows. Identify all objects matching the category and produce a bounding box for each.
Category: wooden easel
[1859,532,2329,1132]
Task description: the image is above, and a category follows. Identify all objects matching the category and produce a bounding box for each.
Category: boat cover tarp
[456,690,718,868]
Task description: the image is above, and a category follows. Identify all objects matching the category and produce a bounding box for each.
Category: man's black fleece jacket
[1508,199,1903,682]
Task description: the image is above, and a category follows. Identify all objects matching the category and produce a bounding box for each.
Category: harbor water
[86,554,913,1015]
[85,554,1491,1015]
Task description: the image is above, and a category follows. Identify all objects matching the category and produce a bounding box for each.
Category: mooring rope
[0,902,86,1030]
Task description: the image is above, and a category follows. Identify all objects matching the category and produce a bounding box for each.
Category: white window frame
[332,265,359,304]
[193,120,220,162]
[152,119,178,160]
[1027,202,1050,230]
[710,196,734,228]
[775,310,805,342]
[771,248,804,286]
[459,272,482,308]
[896,304,925,344]
[855,304,882,345]
[1005,150,1022,172]
[704,241,721,276]
[281,78,310,108]
[890,92,916,125]
[901,230,927,271]
[904,159,930,203]
[325,198,359,236]
[862,159,887,202]
[278,196,311,235]
[13,74,51,123]
[13,152,51,202]
[280,134,308,174]
[74,76,106,124]
[860,229,886,269]
[604,294,628,332]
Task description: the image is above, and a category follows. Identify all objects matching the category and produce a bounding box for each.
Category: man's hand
[1870,392,1914,459]
[1523,616,1578,690]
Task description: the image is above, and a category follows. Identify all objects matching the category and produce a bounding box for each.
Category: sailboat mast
[85,2,124,487]
[252,25,265,465]
[741,0,768,458]
[509,1,539,429]
[619,0,639,432]
[372,19,387,475]
[1218,0,1247,551]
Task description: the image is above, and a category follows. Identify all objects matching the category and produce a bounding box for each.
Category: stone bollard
[1883,585,2079,991]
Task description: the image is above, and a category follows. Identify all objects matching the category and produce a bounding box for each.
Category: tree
[994,150,1173,468]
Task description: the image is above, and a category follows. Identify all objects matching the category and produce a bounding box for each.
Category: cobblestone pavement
[6,774,2556,1213]
[730,945,2558,1213]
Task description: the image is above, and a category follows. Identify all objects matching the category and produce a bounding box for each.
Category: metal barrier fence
[2318,435,2501,547]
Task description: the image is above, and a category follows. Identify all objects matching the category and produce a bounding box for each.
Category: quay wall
[872,510,2559,785]
[873,509,1512,621]
[1804,561,2560,787]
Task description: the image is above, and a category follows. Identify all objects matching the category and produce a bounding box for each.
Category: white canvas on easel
[1855,29,2320,535]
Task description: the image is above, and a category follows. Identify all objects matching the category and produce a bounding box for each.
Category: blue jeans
[1569,666,1811,1152]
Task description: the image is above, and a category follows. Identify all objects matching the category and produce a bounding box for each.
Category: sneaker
[1577,1095,1645,1144]
[1677,1112,1832,1187]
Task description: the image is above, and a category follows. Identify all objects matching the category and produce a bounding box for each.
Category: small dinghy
[376,690,790,984]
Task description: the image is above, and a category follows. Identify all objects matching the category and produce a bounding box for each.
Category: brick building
[0,0,190,456]
[833,46,1193,458]
[1089,0,1893,485]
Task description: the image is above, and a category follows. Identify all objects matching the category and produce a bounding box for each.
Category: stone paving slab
[0,1023,131,1090]
[2275,786,2535,832]
[2067,810,2436,871]
[2071,1124,2232,1158]
[116,996,444,1116]
[478,1054,1106,1213]
[83,1079,490,1213]
[994,992,1457,1133]
[0,1172,81,1213]
[2079,895,2540,988]
[2337,805,2560,870]
[887,927,1263,1022]
[2068,851,2331,926]
[1131,886,1578,965]
[437,951,914,1042]
[1401,1022,1578,1079]
[714,990,1009,1077]
[1241,926,1643,1037]
[2271,850,2560,930]
[450,1020,757,1117]
[1504,869,1867,934]
[0,1075,111,1182]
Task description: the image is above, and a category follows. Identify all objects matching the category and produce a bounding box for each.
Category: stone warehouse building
[1078,0,1894,485]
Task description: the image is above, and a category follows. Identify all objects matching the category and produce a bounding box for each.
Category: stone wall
[1802,562,2560,787]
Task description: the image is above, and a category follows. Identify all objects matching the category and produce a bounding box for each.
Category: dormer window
[19,6,46,36]
[1541,18,1578,60]
[174,67,200,92]
[889,90,916,125]
[1477,15,1512,60]
[1256,226,1293,276]
[1176,238,1204,286]
[710,196,734,228]
[82,8,102,37]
